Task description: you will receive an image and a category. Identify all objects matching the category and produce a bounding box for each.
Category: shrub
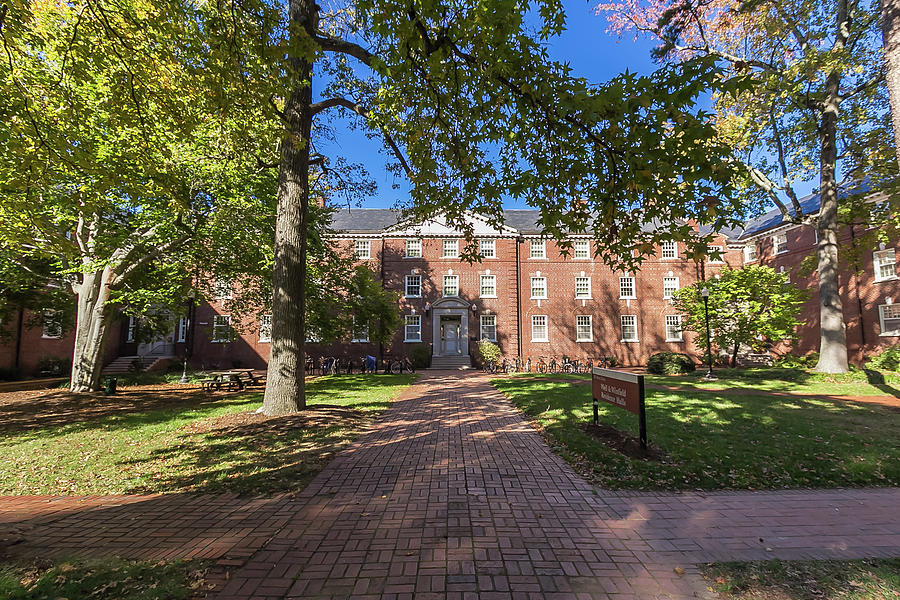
[604,355,618,367]
[34,357,71,377]
[409,343,431,369]
[477,339,502,365]
[647,352,696,375]
[774,352,819,369]
[867,345,900,372]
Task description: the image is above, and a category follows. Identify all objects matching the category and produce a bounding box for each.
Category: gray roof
[739,180,876,239]
[330,208,404,233]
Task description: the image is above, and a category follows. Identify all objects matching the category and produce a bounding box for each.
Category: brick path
[2,371,899,599]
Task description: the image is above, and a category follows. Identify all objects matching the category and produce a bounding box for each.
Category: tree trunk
[70,268,114,392]
[882,0,900,166]
[731,342,739,368]
[814,39,850,373]
[261,0,317,415]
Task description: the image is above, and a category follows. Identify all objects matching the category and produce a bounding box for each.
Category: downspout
[515,235,523,358]
[13,308,24,369]
[849,225,866,357]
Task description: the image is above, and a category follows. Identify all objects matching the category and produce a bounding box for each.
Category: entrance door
[440,316,462,355]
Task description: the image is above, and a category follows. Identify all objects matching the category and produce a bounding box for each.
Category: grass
[493,373,900,490]
[0,556,210,600]
[0,374,416,495]
[647,366,900,397]
[703,558,900,599]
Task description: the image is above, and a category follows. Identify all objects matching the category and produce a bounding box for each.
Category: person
[365,355,377,373]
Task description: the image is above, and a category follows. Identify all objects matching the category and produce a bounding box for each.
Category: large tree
[599,0,895,372]
[256,0,752,414]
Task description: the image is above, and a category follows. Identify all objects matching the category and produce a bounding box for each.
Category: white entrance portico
[430,297,470,358]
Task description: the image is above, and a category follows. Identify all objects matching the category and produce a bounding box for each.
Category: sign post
[591,367,647,450]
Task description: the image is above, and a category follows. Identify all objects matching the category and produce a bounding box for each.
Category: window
[665,315,683,342]
[619,276,636,299]
[405,238,422,258]
[259,314,272,343]
[480,315,497,341]
[661,241,678,259]
[773,233,788,254]
[351,319,369,342]
[41,310,62,339]
[663,276,679,300]
[214,278,233,299]
[744,244,758,262]
[442,239,459,258]
[576,315,592,342]
[126,317,137,343]
[530,276,547,299]
[573,239,590,259]
[443,274,459,296]
[354,239,371,259]
[532,315,548,341]
[480,239,496,258]
[575,276,591,299]
[404,315,421,342]
[530,239,546,259]
[879,304,900,336]
[708,246,724,263]
[405,275,422,297]
[212,315,231,343]
[480,274,497,297]
[621,315,638,342]
[177,317,188,343]
[874,249,897,282]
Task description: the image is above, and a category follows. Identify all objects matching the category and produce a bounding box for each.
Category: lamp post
[179,290,196,384]
[700,287,716,380]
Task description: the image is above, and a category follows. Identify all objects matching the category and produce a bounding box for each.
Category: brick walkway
[2,371,899,599]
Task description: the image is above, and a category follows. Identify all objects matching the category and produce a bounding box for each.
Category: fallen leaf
[674,566,685,576]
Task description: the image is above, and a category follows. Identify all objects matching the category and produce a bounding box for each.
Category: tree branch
[313,32,374,65]
[767,102,804,216]
[747,166,801,223]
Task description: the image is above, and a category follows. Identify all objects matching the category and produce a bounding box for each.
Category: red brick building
[4,191,900,374]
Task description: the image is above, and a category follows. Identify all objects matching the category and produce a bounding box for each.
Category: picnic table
[201,369,264,391]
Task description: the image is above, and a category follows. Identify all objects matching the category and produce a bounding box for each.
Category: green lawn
[704,558,900,599]
[0,374,415,495]
[0,556,209,600]
[493,373,899,489]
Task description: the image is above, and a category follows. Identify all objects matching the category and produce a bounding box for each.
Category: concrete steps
[101,355,174,375]
[429,356,472,370]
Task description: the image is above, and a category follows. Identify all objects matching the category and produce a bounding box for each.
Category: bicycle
[561,356,578,374]
[536,356,547,373]
[548,357,558,374]
[386,356,415,374]
[581,358,593,373]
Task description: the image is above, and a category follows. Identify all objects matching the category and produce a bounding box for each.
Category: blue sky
[319,1,702,209]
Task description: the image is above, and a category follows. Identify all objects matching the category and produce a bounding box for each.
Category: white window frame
[480,239,496,258]
[573,239,590,259]
[351,319,369,343]
[259,314,272,343]
[211,315,231,343]
[442,238,459,258]
[529,239,546,259]
[405,275,422,297]
[874,249,897,282]
[575,276,591,299]
[661,241,678,259]
[665,315,683,342]
[214,278,233,300]
[443,274,459,297]
[530,276,547,299]
[405,238,422,258]
[41,309,62,339]
[621,315,638,342]
[354,239,371,259]
[879,304,900,336]
[177,316,188,343]
[708,246,724,263]
[773,233,788,255]
[480,274,497,298]
[744,244,758,263]
[575,315,592,342]
[404,315,422,342]
[480,314,497,342]
[531,315,549,342]
[619,276,636,299]
[663,276,679,300]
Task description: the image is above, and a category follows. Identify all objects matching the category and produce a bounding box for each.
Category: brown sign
[592,368,642,414]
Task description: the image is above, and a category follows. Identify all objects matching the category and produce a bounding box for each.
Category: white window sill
[576,338,593,343]
[573,257,590,260]
[259,339,271,344]
[403,338,422,343]
[620,296,636,300]
[481,295,498,299]
[575,296,592,301]
[875,276,898,283]
[665,338,684,343]
[532,339,549,343]
[621,339,639,343]
[879,331,900,337]
[776,250,788,255]
[531,296,547,300]
[403,256,422,259]
[481,338,498,343]
[41,336,62,340]
[528,257,548,260]
[660,257,677,261]
[441,256,459,259]
[405,294,422,298]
